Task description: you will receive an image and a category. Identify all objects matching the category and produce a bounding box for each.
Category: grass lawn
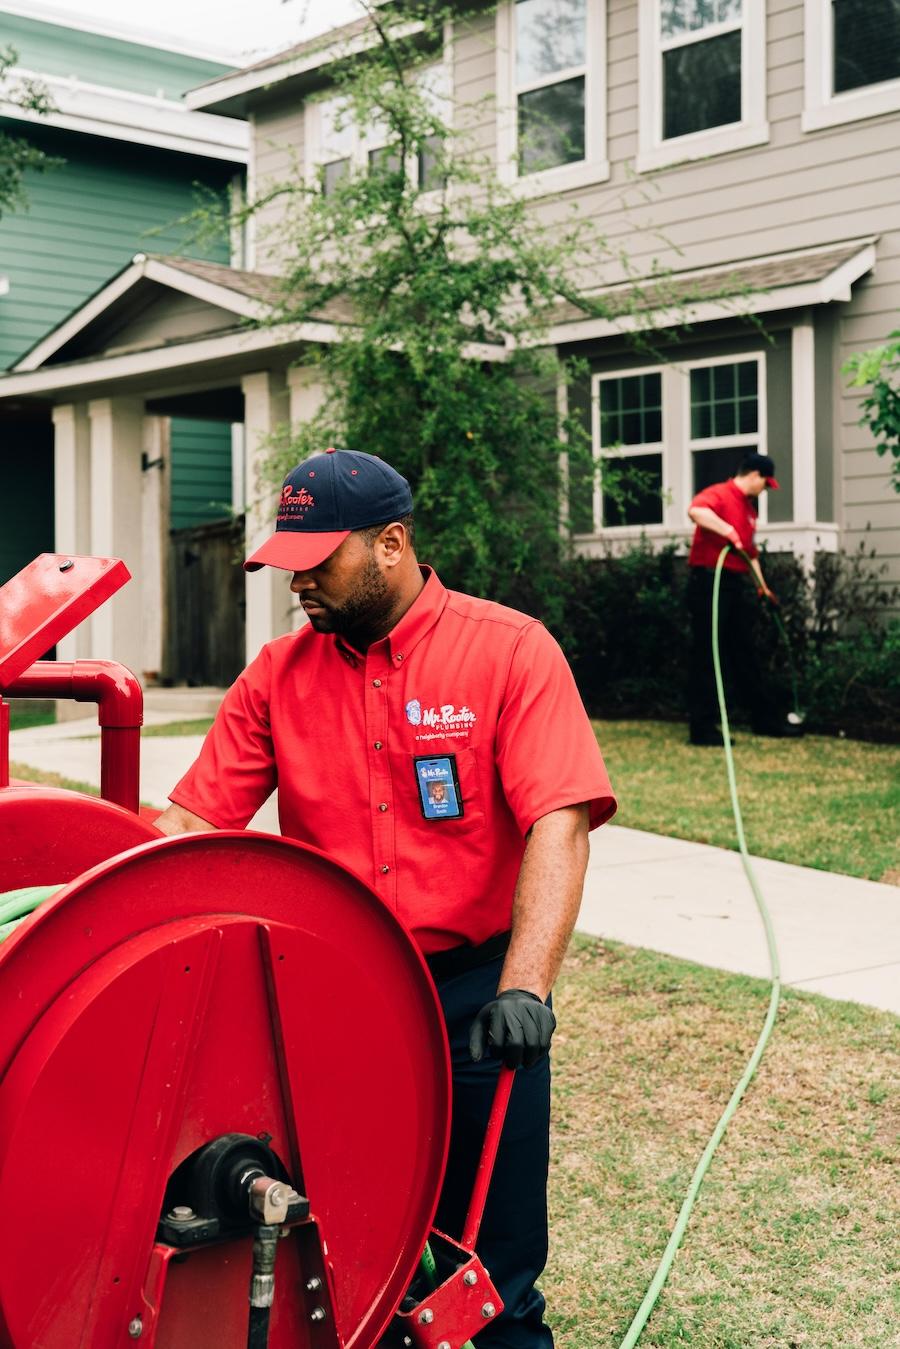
[7,705,56,732]
[141,717,215,737]
[594,720,899,884]
[546,936,899,1348]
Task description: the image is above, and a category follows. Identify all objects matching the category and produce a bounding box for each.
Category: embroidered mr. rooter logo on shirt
[277,483,315,524]
[406,699,478,742]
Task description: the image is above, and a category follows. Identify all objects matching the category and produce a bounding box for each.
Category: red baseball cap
[245,448,414,572]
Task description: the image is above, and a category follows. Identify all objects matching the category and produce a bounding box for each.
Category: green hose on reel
[0,884,63,941]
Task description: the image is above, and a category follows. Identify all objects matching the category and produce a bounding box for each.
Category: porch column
[286,365,328,631]
[51,403,91,660]
[87,397,145,672]
[241,370,290,661]
[141,415,170,683]
[792,314,816,527]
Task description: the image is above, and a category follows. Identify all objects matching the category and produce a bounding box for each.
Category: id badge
[414,754,464,820]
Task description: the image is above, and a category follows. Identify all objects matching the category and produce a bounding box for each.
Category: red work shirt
[170,568,616,953]
[688,478,759,573]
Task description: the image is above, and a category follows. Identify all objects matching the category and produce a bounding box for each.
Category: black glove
[468,989,556,1069]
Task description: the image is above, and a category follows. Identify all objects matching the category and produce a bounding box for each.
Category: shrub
[544,540,899,742]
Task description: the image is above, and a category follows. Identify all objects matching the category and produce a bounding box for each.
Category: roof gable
[14,255,277,371]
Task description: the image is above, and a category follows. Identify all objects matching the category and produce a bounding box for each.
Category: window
[637,0,767,171]
[309,59,451,197]
[496,0,608,193]
[688,357,766,514]
[803,0,900,131]
[594,372,665,528]
[573,353,771,538]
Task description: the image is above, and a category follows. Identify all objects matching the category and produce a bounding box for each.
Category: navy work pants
[432,955,554,1348]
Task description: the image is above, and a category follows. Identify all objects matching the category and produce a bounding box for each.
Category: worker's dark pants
[687,566,779,735]
[432,955,554,1349]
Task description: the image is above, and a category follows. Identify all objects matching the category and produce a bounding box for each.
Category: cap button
[326,446,336,454]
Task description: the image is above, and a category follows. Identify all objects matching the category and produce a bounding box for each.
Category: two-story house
[0,0,896,686]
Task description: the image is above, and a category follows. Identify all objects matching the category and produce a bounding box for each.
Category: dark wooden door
[166,516,245,687]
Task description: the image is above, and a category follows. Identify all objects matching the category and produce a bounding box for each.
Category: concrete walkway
[8,720,899,1017]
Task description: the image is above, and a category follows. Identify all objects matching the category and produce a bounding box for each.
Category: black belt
[425,930,511,982]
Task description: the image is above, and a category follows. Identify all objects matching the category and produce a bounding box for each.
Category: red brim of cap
[766,477,780,490]
[244,529,351,572]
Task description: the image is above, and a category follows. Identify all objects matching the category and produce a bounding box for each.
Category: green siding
[0,123,237,540]
[0,13,230,99]
[0,124,233,370]
[170,419,233,529]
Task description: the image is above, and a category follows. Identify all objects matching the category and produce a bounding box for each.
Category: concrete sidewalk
[8,721,900,1017]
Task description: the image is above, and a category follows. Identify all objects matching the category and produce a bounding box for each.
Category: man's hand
[723,525,742,550]
[757,585,779,606]
[469,989,556,1069]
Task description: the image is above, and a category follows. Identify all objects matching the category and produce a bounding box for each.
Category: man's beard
[304,551,394,648]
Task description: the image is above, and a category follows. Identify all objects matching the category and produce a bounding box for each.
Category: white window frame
[589,366,669,534]
[496,0,609,198]
[684,352,769,526]
[803,0,900,132]
[637,1,768,173]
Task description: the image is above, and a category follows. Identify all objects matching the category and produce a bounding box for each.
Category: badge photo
[414,754,463,821]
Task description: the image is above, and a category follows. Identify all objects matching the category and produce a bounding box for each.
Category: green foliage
[0,46,60,220]
[843,331,900,493]
[243,2,666,625]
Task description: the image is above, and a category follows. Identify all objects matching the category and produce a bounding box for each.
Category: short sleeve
[495,622,617,835]
[169,645,277,828]
[689,484,721,512]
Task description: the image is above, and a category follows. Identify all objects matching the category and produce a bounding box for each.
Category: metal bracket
[141,453,165,473]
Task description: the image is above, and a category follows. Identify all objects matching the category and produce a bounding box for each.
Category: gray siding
[252,89,305,275]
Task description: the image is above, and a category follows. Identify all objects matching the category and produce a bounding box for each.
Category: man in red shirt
[156,448,616,1348]
[686,451,797,745]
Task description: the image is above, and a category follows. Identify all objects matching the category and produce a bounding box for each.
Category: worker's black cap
[739,452,779,489]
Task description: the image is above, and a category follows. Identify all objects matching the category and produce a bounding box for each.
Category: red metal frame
[2,660,142,812]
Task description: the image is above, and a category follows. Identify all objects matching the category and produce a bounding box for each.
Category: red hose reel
[0,557,510,1349]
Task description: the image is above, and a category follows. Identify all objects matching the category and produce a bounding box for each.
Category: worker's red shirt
[688,479,759,573]
[170,568,616,953]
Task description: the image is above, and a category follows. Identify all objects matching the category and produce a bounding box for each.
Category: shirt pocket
[392,744,486,834]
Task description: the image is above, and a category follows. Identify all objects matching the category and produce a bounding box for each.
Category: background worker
[154,448,617,1349]
[686,452,800,746]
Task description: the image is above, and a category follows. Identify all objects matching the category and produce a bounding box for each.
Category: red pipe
[461,1065,516,1252]
[3,660,142,814]
[0,699,8,790]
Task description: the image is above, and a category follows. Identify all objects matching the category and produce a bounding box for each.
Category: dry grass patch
[545,937,899,1348]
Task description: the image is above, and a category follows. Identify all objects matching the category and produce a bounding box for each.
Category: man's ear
[377,522,409,567]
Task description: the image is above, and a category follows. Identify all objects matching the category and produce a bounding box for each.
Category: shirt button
[374,740,383,750]
[378,802,388,812]
[372,678,382,688]
[380,864,390,874]
[395,653,404,661]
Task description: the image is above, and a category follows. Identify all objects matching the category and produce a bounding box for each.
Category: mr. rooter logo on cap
[277,482,315,524]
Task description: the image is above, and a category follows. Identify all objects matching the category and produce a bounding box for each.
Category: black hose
[247,1224,280,1349]
[247,1304,272,1349]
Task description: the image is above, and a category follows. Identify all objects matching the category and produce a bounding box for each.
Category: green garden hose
[0,884,62,942]
[616,545,783,1349]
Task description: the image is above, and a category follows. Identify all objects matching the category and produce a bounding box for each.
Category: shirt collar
[334,566,448,666]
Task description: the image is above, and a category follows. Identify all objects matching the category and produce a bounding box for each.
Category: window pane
[833,0,900,93]
[602,454,664,526]
[693,445,757,494]
[663,30,742,138]
[368,145,403,177]
[738,398,758,434]
[691,361,758,441]
[517,0,586,84]
[518,76,585,173]
[599,373,662,446]
[661,0,742,38]
[418,135,445,191]
[323,159,350,196]
[713,401,736,436]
